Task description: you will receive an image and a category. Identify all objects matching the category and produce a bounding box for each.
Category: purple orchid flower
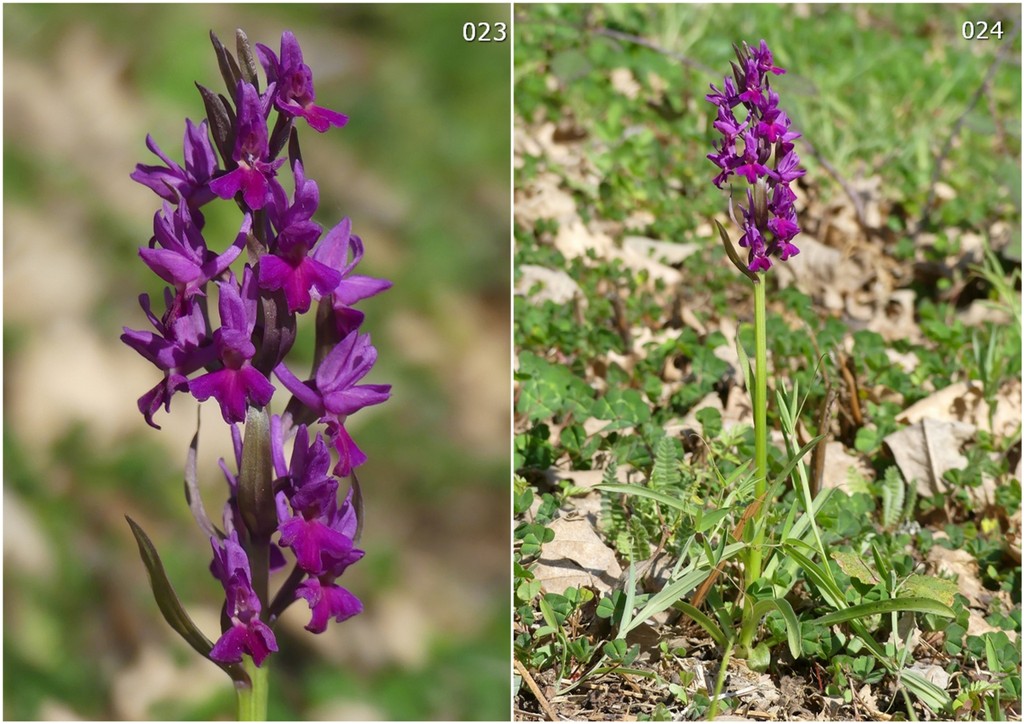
[189,268,275,423]
[140,202,248,306]
[274,331,390,476]
[256,31,349,133]
[125,29,387,679]
[209,81,285,210]
[296,576,363,633]
[310,218,393,336]
[131,118,218,213]
[258,162,341,314]
[121,290,217,428]
[294,487,363,632]
[274,427,355,573]
[208,535,278,666]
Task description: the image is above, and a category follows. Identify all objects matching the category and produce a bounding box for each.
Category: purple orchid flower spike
[209,81,285,210]
[707,39,804,273]
[256,30,349,133]
[189,268,275,423]
[209,535,278,666]
[131,118,218,214]
[125,29,388,700]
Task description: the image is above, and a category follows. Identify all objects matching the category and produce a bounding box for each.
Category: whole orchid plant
[706,40,805,635]
[122,29,389,719]
[687,42,956,707]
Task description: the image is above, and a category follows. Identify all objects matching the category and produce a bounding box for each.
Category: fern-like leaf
[880,466,905,529]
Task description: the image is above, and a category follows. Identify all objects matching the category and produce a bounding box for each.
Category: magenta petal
[273,362,324,413]
[209,624,248,663]
[240,167,271,210]
[303,105,349,133]
[333,275,392,305]
[323,383,391,416]
[329,423,367,477]
[240,366,275,407]
[279,516,352,574]
[190,370,245,423]
[138,247,201,288]
[298,578,363,633]
[209,168,245,200]
[245,619,279,666]
[259,254,292,292]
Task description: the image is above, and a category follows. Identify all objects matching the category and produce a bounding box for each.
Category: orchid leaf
[812,596,955,626]
[125,516,248,684]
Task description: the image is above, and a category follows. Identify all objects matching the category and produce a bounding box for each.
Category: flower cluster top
[123,29,388,667]
[706,40,805,272]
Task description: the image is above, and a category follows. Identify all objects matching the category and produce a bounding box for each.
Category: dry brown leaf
[926,544,984,604]
[513,171,577,227]
[897,379,1021,438]
[722,385,754,429]
[532,516,623,595]
[866,289,918,341]
[907,662,950,690]
[517,264,581,305]
[552,221,683,285]
[622,236,700,266]
[819,441,873,491]
[883,418,974,498]
[610,67,641,99]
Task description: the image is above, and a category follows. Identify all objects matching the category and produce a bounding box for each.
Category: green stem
[237,656,269,721]
[706,639,734,721]
[753,276,768,506]
[740,275,769,651]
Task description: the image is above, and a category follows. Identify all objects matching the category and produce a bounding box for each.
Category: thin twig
[916,18,1020,236]
[591,27,717,76]
[799,134,871,235]
[515,658,560,722]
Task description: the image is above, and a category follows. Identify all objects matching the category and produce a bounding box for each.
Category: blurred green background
[4,4,509,720]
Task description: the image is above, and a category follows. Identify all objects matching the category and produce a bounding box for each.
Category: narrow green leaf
[715,219,758,282]
[782,542,847,610]
[902,669,953,713]
[596,483,689,512]
[125,516,247,683]
[538,595,559,631]
[751,598,802,659]
[813,596,955,626]
[619,563,638,635]
[696,507,732,533]
[735,328,751,392]
[674,601,727,648]
[773,434,825,487]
